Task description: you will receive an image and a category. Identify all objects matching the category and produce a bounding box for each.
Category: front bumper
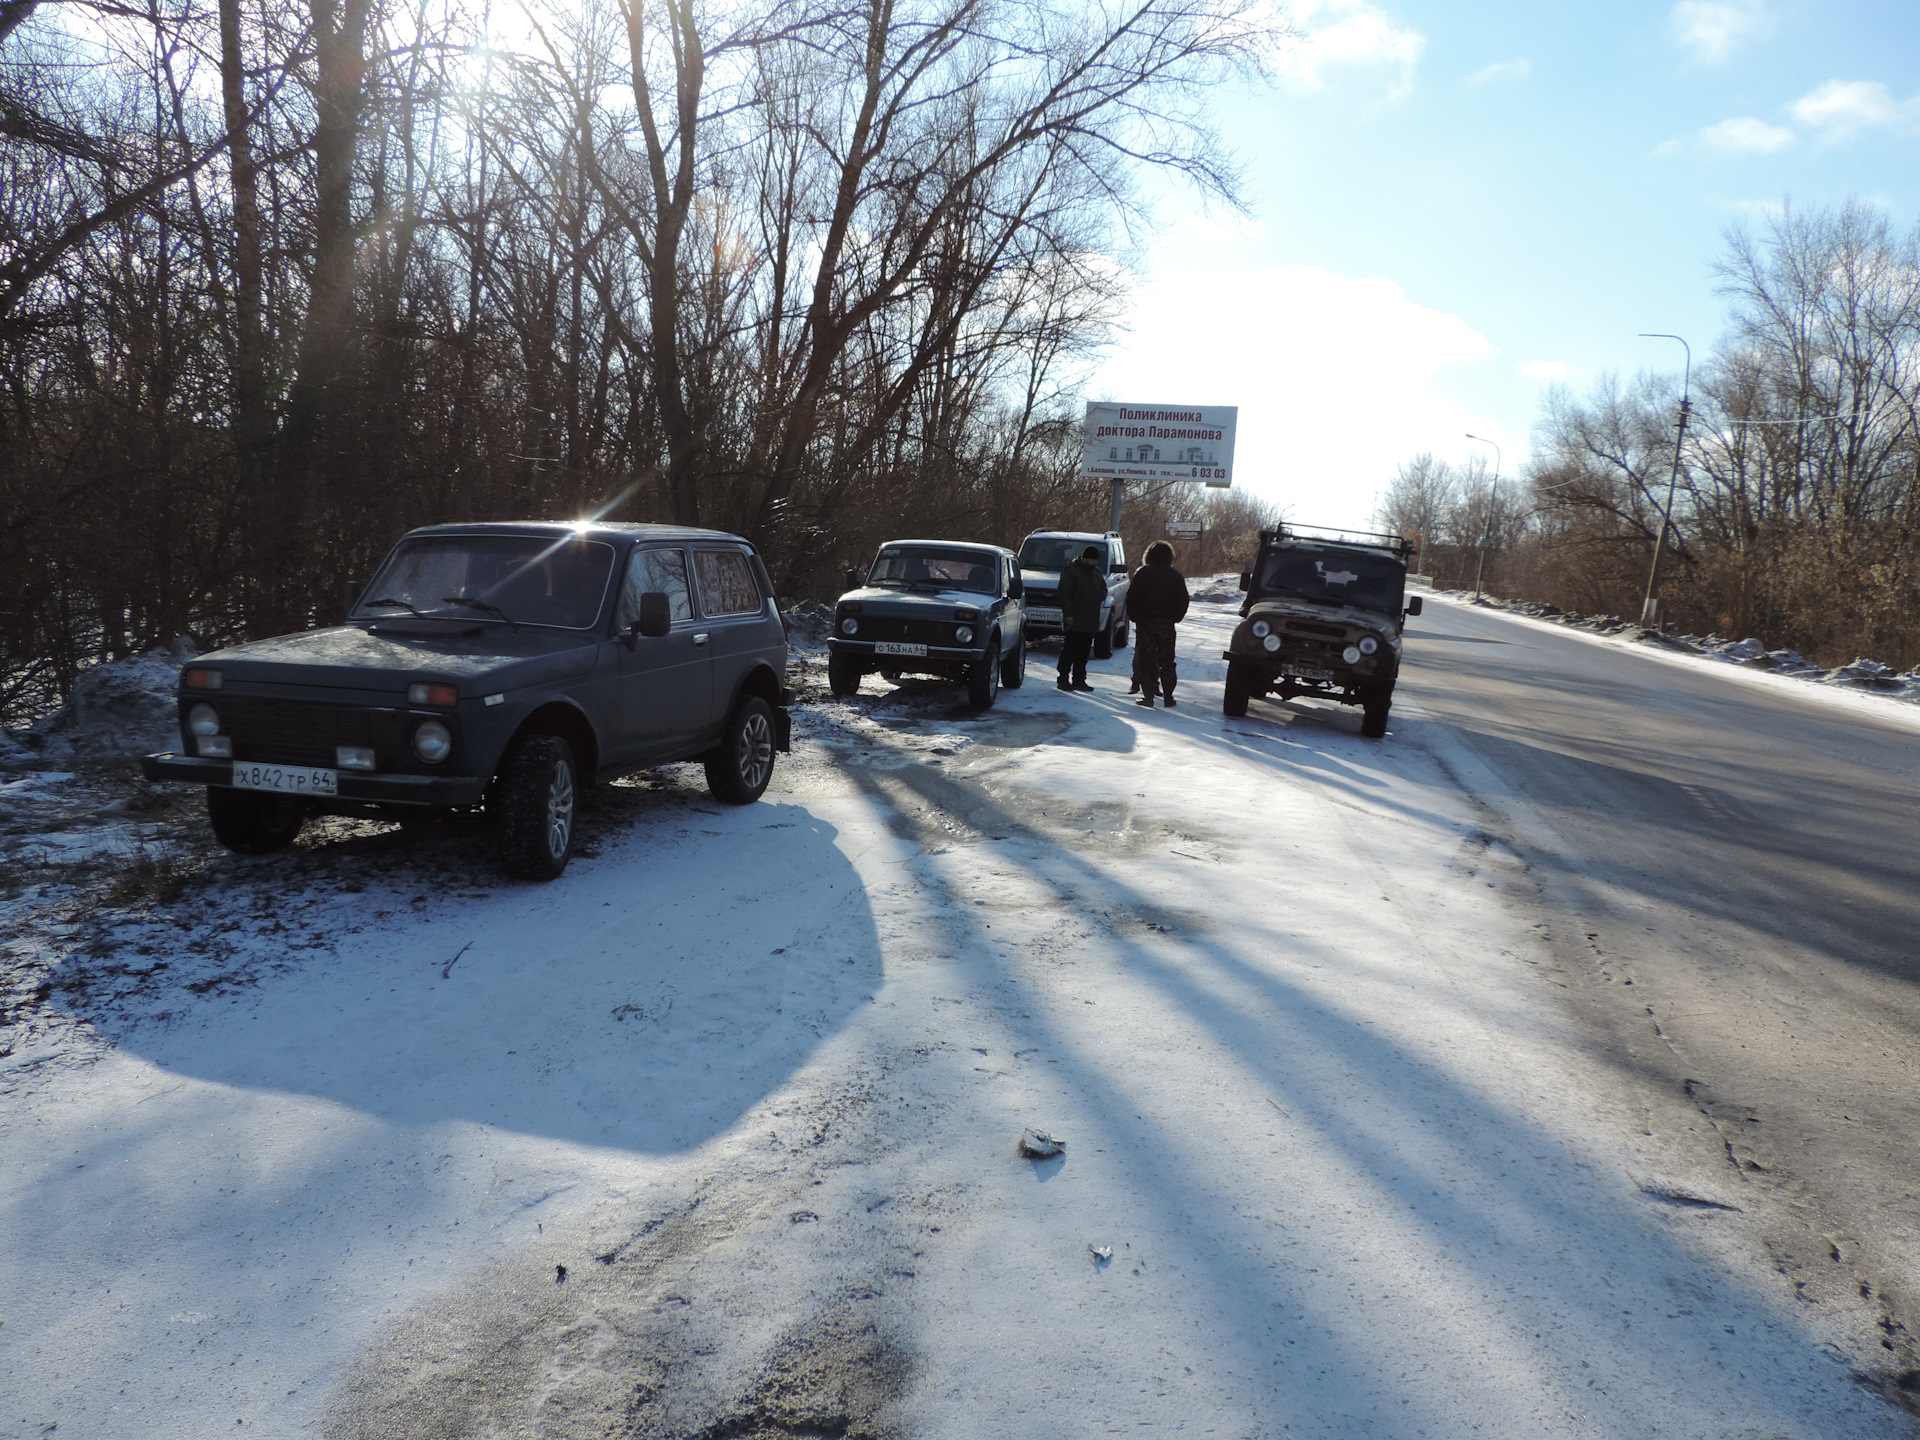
[140,752,488,807]
[1222,649,1393,688]
[829,638,984,665]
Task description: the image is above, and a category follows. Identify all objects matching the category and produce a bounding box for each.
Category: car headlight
[412,719,452,764]
[188,703,220,736]
[840,617,859,636]
[1251,619,1271,638]
[1262,634,1281,652]
[1358,635,1379,655]
[955,626,973,644]
[1342,646,1362,665]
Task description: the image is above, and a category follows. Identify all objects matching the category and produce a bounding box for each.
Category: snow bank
[4,641,194,767]
[1445,592,1920,704]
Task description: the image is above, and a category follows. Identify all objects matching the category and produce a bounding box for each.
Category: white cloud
[1277,0,1426,101]
[1790,79,1919,135]
[1670,0,1766,63]
[1465,58,1530,88]
[1088,263,1496,530]
[1519,361,1569,381]
[1697,116,1796,154]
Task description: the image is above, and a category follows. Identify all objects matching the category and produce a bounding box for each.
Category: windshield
[356,535,616,629]
[1018,538,1103,571]
[866,545,999,594]
[1255,546,1405,614]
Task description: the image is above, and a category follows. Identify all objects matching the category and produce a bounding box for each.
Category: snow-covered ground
[2,598,1911,1437]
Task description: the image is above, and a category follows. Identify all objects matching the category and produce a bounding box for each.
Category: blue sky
[1088,0,1920,529]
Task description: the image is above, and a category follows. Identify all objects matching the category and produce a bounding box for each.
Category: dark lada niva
[1016,530,1130,657]
[1221,524,1422,738]
[826,540,1026,708]
[140,521,792,879]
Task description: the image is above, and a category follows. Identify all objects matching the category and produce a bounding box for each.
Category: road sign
[1082,402,1236,488]
[1166,520,1204,539]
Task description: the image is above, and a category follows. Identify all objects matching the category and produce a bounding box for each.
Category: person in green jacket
[1055,545,1108,692]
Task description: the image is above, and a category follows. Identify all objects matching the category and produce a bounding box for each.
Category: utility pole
[1637,334,1692,629]
[1109,477,1123,534]
[1464,433,1501,603]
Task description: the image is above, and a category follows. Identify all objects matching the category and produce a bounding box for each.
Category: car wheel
[968,641,1001,709]
[496,733,577,881]
[1222,662,1256,718]
[1360,687,1392,739]
[1092,616,1114,660]
[827,651,863,697]
[705,697,777,804]
[1113,611,1129,649]
[207,787,305,854]
[1000,632,1026,689]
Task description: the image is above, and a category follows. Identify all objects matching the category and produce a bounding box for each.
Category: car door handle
[693,632,710,646]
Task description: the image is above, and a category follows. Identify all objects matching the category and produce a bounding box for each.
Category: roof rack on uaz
[1260,524,1417,559]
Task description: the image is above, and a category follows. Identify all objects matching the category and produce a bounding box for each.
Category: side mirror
[1405,596,1423,617]
[844,567,859,588]
[1009,576,1024,599]
[344,578,364,614]
[1238,573,1250,592]
[636,591,672,638]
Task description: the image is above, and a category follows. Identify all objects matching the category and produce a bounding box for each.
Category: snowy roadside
[2,600,1913,1437]
[1426,588,1920,723]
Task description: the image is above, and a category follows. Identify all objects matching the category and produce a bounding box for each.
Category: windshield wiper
[441,595,517,626]
[364,596,429,617]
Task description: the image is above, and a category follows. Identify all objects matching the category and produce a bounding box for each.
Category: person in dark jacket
[1055,545,1108,692]
[1127,541,1189,706]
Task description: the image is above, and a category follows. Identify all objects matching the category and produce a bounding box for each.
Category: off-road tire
[1360,687,1392,739]
[968,641,1001,710]
[827,651,863,697]
[495,734,577,881]
[1222,662,1257,718]
[207,787,306,854]
[1001,633,1026,689]
[705,696,776,804]
[1113,610,1129,649]
[1093,615,1115,660]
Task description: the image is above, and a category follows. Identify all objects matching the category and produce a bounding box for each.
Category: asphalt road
[1389,597,1920,1380]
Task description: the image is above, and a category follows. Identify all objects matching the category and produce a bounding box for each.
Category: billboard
[1082,402,1236,488]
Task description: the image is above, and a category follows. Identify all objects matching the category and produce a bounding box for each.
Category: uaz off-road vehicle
[1221,525,1422,738]
[1015,530,1129,658]
[140,522,791,879]
[828,540,1026,708]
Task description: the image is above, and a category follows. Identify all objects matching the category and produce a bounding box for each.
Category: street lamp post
[1464,433,1501,603]
[1637,333,1692,630]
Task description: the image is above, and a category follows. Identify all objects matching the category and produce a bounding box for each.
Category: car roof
[403,520,752,546]
[876,539,1013,556]
[1267,536,1405,562]
[1022,530,1110,542]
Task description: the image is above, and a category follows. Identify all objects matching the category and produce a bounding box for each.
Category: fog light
[1342,645,1362,664]
[1251,619,1271,638]
[412,720,452,764]
[955,626,974,644]
[188,703,220,736]
[408,682,458,707]
[336,745,376,771]
[1358,635,1379,655]
[1262,634,1281,652]
[197,735,232,758]
[840,617,859,636]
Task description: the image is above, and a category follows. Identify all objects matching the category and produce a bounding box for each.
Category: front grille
[856,616,964,646]
[217,697,414,769]
[1283,619,1347,640]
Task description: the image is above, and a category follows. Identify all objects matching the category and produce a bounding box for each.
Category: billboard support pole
[1108,477,1123,534]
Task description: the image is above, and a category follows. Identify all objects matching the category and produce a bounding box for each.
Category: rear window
[1019,537,1102,571]
[693,549,764,617]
